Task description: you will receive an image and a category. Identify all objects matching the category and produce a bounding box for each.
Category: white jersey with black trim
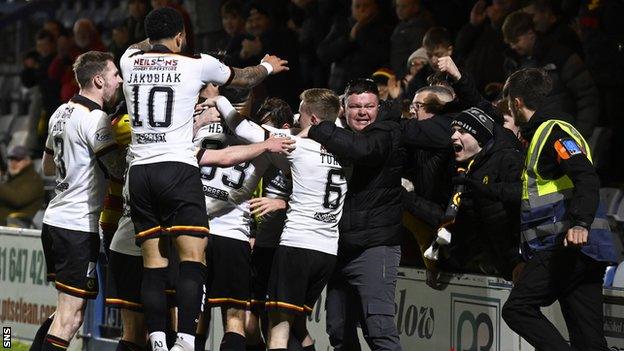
[281,137,346,255]
[224,119,347,255]
[120,46,232,167]
[194,122,274,242]
[43,95,117,233]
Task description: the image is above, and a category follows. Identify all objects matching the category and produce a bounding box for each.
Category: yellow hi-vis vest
[521,119,608,244]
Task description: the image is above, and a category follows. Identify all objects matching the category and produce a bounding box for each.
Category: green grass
[9,341,30,350]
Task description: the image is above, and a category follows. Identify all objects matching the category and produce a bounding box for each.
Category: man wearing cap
[0,145,44,226]
[445,107,524,279]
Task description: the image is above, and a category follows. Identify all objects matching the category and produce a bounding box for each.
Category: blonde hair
[299,88,341,122]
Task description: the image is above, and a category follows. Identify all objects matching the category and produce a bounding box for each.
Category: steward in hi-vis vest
[501,68,617,351]
[520,119,617,262]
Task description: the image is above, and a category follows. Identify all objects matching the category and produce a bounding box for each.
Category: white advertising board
[0,227,56,342]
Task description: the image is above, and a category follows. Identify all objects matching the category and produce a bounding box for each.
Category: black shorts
[206,235,251,309]
[105,251,143,311]
[266,246,336,315]
[105,247,179,311]
[250,246,276,311]
[128,162,209,245]
[41,224,100,299]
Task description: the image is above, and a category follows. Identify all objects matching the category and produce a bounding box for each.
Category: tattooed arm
[128,38,152,52]
[228,54,289,88]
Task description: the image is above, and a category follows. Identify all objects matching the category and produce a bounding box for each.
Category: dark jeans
[326,245,402,351]
[502,249,609,351]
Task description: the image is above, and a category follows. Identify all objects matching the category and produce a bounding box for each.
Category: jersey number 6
[323,169,345,209]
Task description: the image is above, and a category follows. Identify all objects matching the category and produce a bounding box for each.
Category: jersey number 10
[131,86,174,128]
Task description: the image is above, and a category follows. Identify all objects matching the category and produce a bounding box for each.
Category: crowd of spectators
[3,0,624,278]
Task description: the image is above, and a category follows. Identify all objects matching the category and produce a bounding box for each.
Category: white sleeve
[215,96,265,143]
[200,54,232,85]
[83,111,116,156]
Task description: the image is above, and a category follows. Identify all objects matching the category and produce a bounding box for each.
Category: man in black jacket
[446,108,524,280]
[317,0,393,93]
[308,79,406,350]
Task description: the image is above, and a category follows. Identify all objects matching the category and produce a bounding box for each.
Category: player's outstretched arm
[197,136,294,167]
[229,54,288,89]
[199,96,266,144]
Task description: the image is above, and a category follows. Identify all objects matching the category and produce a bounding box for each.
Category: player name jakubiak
[125,72,181,84]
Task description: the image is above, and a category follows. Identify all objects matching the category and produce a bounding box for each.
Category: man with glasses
[307,78,406,350]
[409,85,454,120]
[0,145,44,226]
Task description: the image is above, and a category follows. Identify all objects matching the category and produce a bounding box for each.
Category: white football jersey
[194,122,272,241]
[120,46,232,168]
[227,120,347,255]
[43,95,117,232]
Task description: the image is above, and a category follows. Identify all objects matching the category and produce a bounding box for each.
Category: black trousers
[502,249,609,351]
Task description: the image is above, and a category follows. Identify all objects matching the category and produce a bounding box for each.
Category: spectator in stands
[502,11,600,138]
[455,0,518,94]
[288,0,332,88]
[522,0,583,56]
[126,0,149,45]
[43,20,64,40]
[48,30,81,102]
[578,1,624,183]
[445,107,523,281]
[0,146,44,227]
[21,30,60,121]
[401,47,429,101]
[216,0,247,56]
[109,24,130,65]
[73,19,106,52]
[400,85,455,274]
[402,27,455,101]
[371,68,396,101]
[317,0,393,92]
[151,0,195,53]
[390,0,434,79]
[184,0,222,54]
[228,2,301,107]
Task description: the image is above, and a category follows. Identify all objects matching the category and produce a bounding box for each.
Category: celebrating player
[38,51,124,351]
[119,7,288,350]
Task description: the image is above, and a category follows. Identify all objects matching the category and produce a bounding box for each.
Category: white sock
[178,332,195,346]
[148,331,167,350]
